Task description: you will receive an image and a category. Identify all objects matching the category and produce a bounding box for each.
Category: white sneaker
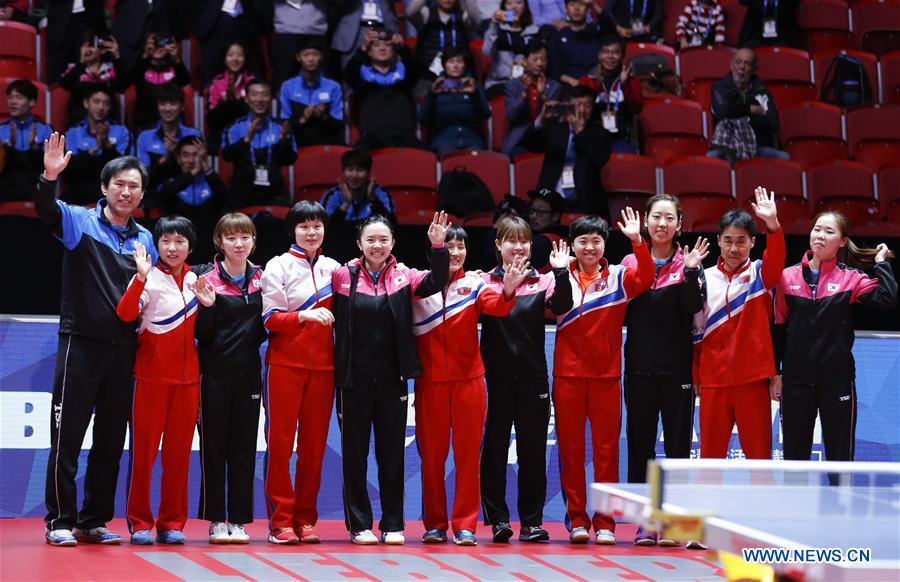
[686,539,708,550]
[350,530,379,545]
[569,526,590,543]
[209,522,230,544]
[595,529,616,545]
[229,523,250,544]
[381,531,405,545]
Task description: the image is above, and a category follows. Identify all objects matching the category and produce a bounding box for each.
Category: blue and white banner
[2,317,897,520]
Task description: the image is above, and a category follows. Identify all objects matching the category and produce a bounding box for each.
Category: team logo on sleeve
[457,287,472,295]
[594,281,608,291]
[827,283,840,292]
[669,272,680,281]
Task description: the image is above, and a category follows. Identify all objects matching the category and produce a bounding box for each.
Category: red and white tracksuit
[693,228,785,459]
[117,264,200,533]
[412,269,514,534]
[260,245,339,532]
[553,242,654,532]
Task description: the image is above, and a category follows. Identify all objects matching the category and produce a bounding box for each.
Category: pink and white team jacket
[412,269,515,382]
[553,242,654,379]
[693,228,786,388]
[261,245,340,370]
[116,264,200,385]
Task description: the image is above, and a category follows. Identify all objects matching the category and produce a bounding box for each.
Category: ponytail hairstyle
[643,193,683,240]
[814,211,895,271]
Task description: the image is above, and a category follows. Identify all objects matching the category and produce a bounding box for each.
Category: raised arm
[36,132,73,235]
[751,186,785,289]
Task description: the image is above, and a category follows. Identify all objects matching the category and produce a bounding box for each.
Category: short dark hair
[569,215,610,242]
[6,79,38,102]
[525,38,547,57]
[154,215,197,250]
[357,214,395,240]
[341,148,373,171]
[445,224,468,244]
[286,200,329,239]
[717,209,757,237]
[441,46,469,66]
[156,83,184,106]
[175,135,204,156]
[600,35,626,53]
[100,156,149,192]
[565,84,595,101]
[246,77,271,93]
[83,84,114,102]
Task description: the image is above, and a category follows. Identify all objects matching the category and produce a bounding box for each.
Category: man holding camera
[58,33,128,127]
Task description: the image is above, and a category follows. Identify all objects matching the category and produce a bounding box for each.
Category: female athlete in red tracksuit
[773,211,896,462]
[117,216,214,545]
[693,188,784,460]
[552,210,654,545]
[412,225,526,546]
[260,201,340,545]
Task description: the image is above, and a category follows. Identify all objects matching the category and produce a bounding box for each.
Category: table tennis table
[590,459,900,581]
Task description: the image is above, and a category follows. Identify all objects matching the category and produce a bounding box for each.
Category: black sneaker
[519,525,550,543]
[491,522,513,543]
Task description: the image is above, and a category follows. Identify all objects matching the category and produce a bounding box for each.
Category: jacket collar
[96,198,140,238]
[289,244,322,262]
[716,255,752,277]
[801,250,837,277]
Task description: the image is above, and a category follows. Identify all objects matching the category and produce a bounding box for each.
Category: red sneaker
[268,527,299,545]
[299,524,320,544]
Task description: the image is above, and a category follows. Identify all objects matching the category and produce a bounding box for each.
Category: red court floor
[0,519,723,581]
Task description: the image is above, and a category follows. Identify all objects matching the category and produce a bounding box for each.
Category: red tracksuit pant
[699,380,772,459]
[415,378,486,533]
[554,377,621,532]
[263,364,334,531]
[127,380,200,533]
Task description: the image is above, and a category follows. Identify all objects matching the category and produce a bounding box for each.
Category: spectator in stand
[606,0,663,42]
[268,1,328,92]
[330,0,401,71]
[62,86,133,205]
[548,0,617,88]
[502,39,562,156]
[407,0,482,90]
[738,0,799,48]
[279,36,344,148]
[708,48,790,163]
[0,80,53,202]
[320,148,396,224]
[345,28,424,150]
[675,0,726,49]
[418,48,491,156]
[526,188,566,272]
[483,0,541,99]
[194,0,261,88]
[221,78,297,209]
[205,42,252,155]
[0,0,38,25]
[112,0,189,71]
[59,32,129,127]
[528,0,565,29]
[131,30,191,130]
[46,0,105,83]
[579,35,642,153]
[146,136,227,260]
[519,85,612,216]
[136,84,202,190]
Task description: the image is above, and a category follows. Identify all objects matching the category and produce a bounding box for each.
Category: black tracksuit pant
[480,377,551,527]
[782,379,857,462]
[336,378,408,533]
[197,369,262,524]
[624,374,696,483]
[45,334,135,531]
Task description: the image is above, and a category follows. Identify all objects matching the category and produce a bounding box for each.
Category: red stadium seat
[489,96,507,152]
[639,98,709,164]
[735,158,808,233]
[469,39,492,84]
[881,50,900,105]
[779,101,848,168]
[440,149,510,204]
[813,50,878,104]
[720,0,747,47]
[754,47,817,109]
[0,21,37,79]
[625,43,677,72]
[663,156,733,232]
[0,78,49,122]
[513,152,544,199]
[50,85,69,130]
[846,105,900,171]
[371,148,439,224]
[0,201,38,218]
[680,46,736,109]
[852,0,900,57]
[294,145,351,202]
[235,205,290,220]
[807,160,879,227]
[797,0,854,54]
[878,166,900,227]
[601,153,657,221]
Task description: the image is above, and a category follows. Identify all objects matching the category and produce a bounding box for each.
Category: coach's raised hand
[42,132,72,182]
[751,186,780,232]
